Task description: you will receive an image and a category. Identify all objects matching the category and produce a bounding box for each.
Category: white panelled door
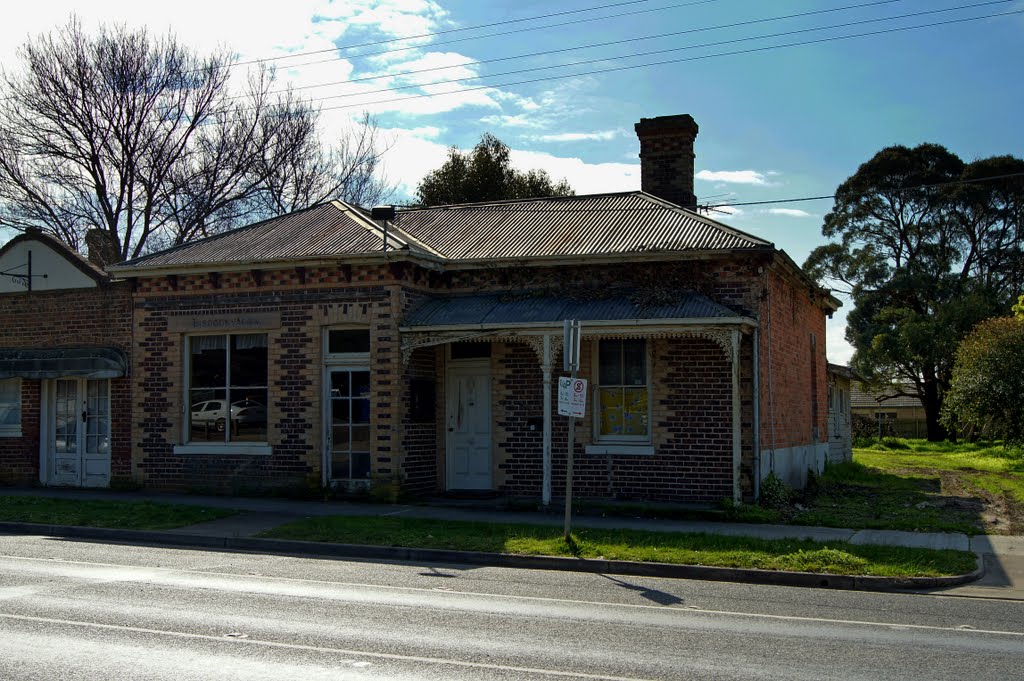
[446,366,492,490]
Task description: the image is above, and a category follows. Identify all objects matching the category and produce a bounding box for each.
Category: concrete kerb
[0,521,983,593]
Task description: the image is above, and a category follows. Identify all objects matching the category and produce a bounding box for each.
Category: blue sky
[2,0,1022,362]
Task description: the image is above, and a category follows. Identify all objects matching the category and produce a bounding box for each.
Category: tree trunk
[921,378,947,441]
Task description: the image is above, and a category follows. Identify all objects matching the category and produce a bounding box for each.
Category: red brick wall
[758,268,829,451]
[493,337,740,504]
[0,283,132,486]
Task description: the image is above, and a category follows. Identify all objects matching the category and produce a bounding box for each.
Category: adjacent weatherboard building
[1,114,839,503]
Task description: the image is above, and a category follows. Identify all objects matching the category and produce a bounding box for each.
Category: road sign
[557,377,587,418]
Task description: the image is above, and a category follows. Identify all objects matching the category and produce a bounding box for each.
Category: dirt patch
[935,469,1024,534]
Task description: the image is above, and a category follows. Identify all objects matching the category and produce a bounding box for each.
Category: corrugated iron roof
[402,290,741,328]
[394,192,771,260]
[850,381,925,408]
[118,201,402,268]
[113,192,773,271]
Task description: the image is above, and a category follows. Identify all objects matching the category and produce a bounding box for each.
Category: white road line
[0,612,655,681]
[2,552,1022,638]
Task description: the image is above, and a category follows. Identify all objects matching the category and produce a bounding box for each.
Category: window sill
[0,429,22,438]
[585,444,654,456]
[173,443,273,456]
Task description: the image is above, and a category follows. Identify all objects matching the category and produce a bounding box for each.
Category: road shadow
[598,573,684,606]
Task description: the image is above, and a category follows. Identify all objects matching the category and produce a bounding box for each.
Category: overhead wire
[261,1,1012,108]
[251,0,920,99]
[299,7,1024,116]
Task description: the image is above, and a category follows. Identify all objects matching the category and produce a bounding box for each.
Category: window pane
[622,388,649,436]
[230,388,267,442]
[331,371,350,398]
[598,388,623,436]
[352,371,370,397]
[351,451,371,479]
[622,340,646,386]
[328,330,370,354]
[231,334,268,387]
[331,450,351,479]
[0,379,20,428]
[351,425,370,451]
[191,337,225,388]
[598,340,622,385]
[352,398,370,424]
[189,389,227,442]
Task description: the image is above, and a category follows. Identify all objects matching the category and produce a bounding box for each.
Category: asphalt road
[1,534,1022,680]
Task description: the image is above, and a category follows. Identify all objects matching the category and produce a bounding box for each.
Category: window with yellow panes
[596,339,649,440]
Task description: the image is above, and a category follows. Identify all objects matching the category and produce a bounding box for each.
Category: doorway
[44,378,111,487]
[445,364,492,490]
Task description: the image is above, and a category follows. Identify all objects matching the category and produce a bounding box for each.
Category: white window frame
[323,327,372,485]
[589,338,653,453]
[174,333,271,456]
[0,377,22,438]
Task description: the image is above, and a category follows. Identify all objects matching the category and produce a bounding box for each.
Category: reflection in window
[596,339,650,440]
[0,378,21,436]
[188,334,268,443]
[330,368,371,480]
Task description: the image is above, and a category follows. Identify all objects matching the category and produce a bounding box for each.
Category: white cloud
[695,169,770,185]
[702,205,744,217]
[527,130,620,143]
[764,208,814,218]
[510,150,638,196]
[479,114,545,129]
[827,307,854,365]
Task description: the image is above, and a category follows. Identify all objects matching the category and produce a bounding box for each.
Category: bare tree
[248,111,394,217]
[0,18,392,261]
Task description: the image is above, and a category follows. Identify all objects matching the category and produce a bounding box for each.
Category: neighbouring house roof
[850,381,925,409]
[110,192,773,274]
[0,229,109,283]
[401,290,749,331]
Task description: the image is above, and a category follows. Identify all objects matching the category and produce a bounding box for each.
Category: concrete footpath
[2,488,1022,598]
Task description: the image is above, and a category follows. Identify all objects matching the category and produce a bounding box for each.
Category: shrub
[759,472,792,509]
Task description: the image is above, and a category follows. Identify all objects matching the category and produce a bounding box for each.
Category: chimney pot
[635,114,699,208]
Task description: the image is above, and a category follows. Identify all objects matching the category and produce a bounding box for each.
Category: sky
[1,0,1022,364]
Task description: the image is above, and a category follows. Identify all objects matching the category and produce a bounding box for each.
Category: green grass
[0,496,236,530]
[260,515,976,578]
[853,438,1024,504]
[796,461,982,535]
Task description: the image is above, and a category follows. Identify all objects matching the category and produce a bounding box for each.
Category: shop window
[595,339,650,442]
[187,334,268,443]
[0,378,21,437]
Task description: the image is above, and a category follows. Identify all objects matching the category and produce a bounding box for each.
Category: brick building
[0,114,837,502]
[93,113,838,503]
[0,230,131,487]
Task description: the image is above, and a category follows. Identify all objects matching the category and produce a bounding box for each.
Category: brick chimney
[635,114,699,208]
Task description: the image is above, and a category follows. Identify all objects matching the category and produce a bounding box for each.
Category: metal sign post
[561,320,582,540]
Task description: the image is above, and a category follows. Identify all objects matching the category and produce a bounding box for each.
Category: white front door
[446,365,491,490]
[47,378,110,487]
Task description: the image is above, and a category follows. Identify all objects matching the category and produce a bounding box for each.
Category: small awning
[401,290,745,330]
[0,347,128,379]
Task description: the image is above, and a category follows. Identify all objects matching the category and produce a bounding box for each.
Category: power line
[272,1,1009,108]
[254,0,920,100]
[701,171,1024,211]
[265,0,901,75]
[301,7,1022,115]
[232,0,687,69]
[382,171,1024,214]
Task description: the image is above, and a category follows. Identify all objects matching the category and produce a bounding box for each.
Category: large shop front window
[596,339,650,442]
[188,334,268,443]
[0,378,21,437]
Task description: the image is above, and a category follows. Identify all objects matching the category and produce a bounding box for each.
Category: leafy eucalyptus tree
[805,144,1024,440]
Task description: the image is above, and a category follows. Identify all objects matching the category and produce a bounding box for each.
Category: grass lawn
[792,439,1024,535]
[260,515,977,578]
[0,496,236,530]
